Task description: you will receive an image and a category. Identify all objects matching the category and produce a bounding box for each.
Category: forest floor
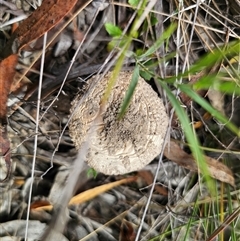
[1,0,240,240]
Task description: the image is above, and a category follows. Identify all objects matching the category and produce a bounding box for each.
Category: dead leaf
[119,220,136,241]
[207,88,225,115]
[0,124,11,181]
[34,176,137,211]
[0,55,17,181]
[164,140,235,186]
[138,171,168,196]
[0,54,18,121]
[10,72,32,94]
[0,0,80,59]
[193,112,212,129]
[30,200,51,210]
[69,176,137,205]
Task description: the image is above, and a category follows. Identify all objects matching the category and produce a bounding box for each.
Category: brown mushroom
[69,71,169,175]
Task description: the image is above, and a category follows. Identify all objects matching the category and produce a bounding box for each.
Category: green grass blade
[118,65,140,119]
[194,77,240,96]
[158,80,215,192]
[183,40,240,76]
[178,84,240,136]
[183,198,199,240]
[138,23,177,59]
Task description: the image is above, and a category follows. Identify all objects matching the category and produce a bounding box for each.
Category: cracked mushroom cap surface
[69,71,169,175]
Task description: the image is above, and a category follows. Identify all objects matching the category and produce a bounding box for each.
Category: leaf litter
[0,0,240,240]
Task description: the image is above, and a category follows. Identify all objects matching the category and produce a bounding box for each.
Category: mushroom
[69,71,169,175]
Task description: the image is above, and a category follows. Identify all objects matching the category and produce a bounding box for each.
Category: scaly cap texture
[69,71,169,175]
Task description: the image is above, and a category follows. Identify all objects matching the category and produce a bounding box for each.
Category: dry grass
[0,0,240,240]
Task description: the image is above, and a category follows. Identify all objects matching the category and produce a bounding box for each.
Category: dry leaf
[0,0,80,59]
[0,124,11,181]
[10,72,32,94]
[164,140,235,186]
[0,55,18,181]
[30,200,51,210]
[207,88,225,115]
[0,54,18,121]
[119,220,136,241]
[34,176,137,211]
[138,170,168,196]
[69,176,137,205]
[0,55,17,182]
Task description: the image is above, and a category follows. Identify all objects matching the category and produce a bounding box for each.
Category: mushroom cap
[69,71,168,175]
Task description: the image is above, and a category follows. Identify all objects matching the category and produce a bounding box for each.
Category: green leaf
[216,81,240,95]
[105,23,122,37]
[193,74,240,95]
[185,41,240,76]
[140,69,152,80]
[136,48,144,56]
[118,65,140,119]
[87,168,98,178]
[193,74,217,90]
[150,15,158,26]
[128,0,140,7]
[107,36,126,51]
